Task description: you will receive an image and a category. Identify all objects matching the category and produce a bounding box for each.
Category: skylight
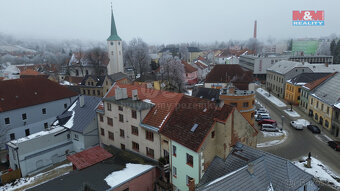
[191,124,199,132]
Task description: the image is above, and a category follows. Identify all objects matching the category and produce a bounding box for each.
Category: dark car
[328,141,340,151]
[307,125,321,134]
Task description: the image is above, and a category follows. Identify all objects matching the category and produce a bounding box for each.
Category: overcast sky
[0,0,338,44]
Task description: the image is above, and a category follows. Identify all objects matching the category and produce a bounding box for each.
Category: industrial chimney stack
[253,20,257,39]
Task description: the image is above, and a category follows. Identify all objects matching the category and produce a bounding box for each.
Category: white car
[261,124,280,132]
[290,121,304,130]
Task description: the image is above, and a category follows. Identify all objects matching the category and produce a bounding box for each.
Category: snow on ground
[261,130,285,138]
[143,99,155,105]
[105,163,153,188]
[293,157,340,189]
[257,130,288,148]
[0,163,72,191]
[256,88,287,107]
[284,109,301,117]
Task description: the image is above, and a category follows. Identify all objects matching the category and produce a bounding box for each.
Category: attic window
[191,124,199,132]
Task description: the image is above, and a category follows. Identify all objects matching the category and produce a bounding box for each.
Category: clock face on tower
[110,42,113,46]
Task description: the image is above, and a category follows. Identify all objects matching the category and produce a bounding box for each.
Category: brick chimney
[188,178,195,191]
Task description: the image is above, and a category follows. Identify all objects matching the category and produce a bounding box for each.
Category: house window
[121,144,125,150]
[25,129,30,136]
[146,130,154,141]
[76,70,79,76]
[10,133,15,140]
[230,103,237,107]
[107,117,113,126]
[99,114,103,122]
[243,102,249,108]
[321,104,324,111]
[132,142,139,151]
[107,103,112,111]
[327,107,330,114]
[311,98,313,105]
[97,90,100,96]
[74,134,79,140]
[186,153,193,167]
[131,126,138,136]
[119,114,124,122]
[120,129,125,138]
[86,70,88,75]
[87,90,90,95]
[316,101,319,108]
[87,82,91,86]
[173,166,177,177]
[108,131,114,140]
[118,106,123,111]
[92,90,95,95]
[82,90,86,94]
[325,120,329,128]
[146,147,154,158]
[42,108,46,114]
[101,128,105,136]
[211,131,215,139]
[5,117,10,124]
[64,104,67,109]
[22,113,27,120]
[44,122,48,129]
[186,175,194,186]
[131,110,137,119]
[298,88,301,93]
[173,145,177,157]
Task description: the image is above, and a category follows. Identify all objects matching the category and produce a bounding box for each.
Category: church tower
[107,7,124,75]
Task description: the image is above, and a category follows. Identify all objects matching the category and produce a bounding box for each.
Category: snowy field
[256,88,287,107]
[284,109,301,117]
[293,157,340,189]
[257,130,288,148]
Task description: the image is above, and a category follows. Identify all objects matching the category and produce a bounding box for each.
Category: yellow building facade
[284,82,302,105]
[308,96,333,130]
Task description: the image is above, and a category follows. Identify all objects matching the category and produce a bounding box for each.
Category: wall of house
[80,87,103,97]
[331,107,340,138]
[189,52,203,63]
[295,180,319,191]
[0,96,77,150]
[299,88,310,113]
[185,71,198,85]
[285,83,302,105]
[220,93,255,126]
[308,96,333,130]
[204,83,227,89]
[83,118,100,150]
[111,167,159,191]
[68,66,106,77]
[8,128,73,177]
[170,141,199,191]
[98,101,161,160]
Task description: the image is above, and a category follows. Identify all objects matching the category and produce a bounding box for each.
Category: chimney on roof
[79,95,85,108]
[247,162,254,175]
[325,63,329,67]
[132,89,139,100]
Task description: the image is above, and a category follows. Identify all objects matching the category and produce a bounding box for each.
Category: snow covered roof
[197,142,315,191]
[53,95,102,133]
[310,72,340,106]
[268,61,340,75]
[104,163,154,189]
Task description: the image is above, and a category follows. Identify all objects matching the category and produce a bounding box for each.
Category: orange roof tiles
[106,83,183,129]
[20,69,44,76]
[304,72,336,90]
[182,61,198,73]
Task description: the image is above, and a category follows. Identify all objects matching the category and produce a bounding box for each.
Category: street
[255,92,340,176]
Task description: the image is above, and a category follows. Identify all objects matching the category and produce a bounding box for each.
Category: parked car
[261,124,280,132]
[258,119,277,126]
[290,121,303,130]
[256,114,271,121]
[327,141,340,151]
[307,125,321,134]
[256,108,267,113]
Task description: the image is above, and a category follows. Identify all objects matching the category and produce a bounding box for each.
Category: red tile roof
[0,78,78,112]
[160,95,234,152]
[182,61,198,73]
[20,69,44,76]
[106,83,183,129]
[67,146,113,170]
[304,72,336,90]
[205,64,253,90]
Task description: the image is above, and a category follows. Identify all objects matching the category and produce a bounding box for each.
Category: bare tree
[266,86,272,97]
[288,101,294,111]
[124,38,151,79]
[159,53,185,92]
[179,44,189,61]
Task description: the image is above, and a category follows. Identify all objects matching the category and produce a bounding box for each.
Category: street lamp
[281,115,285,131]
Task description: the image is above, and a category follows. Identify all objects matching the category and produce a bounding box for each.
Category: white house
[7,95,101,176]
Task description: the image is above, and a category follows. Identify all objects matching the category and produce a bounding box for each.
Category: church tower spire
[107,4,124,75]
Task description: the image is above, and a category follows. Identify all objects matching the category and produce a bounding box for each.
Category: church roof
[107,9,121,41]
